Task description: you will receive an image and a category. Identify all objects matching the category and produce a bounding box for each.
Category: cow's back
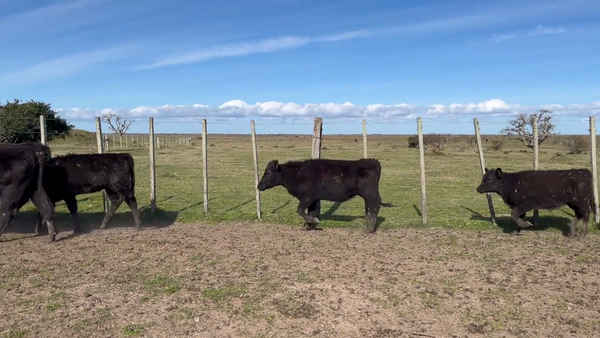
[504,169,593,209]
[299,158,381,178]
[285,158,382,202]
[48,153,135,196]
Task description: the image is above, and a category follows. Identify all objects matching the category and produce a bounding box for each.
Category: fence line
[2,114,600,231]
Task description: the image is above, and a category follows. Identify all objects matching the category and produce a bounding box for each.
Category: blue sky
[1,0,599,135]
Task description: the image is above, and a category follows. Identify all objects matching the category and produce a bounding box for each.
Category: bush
[407,135,419,148]
[490,140,503,151]
[0,99,73,143]
[562,136,588,154]
[424,134,448,155]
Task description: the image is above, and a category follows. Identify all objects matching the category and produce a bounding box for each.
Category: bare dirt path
[1,222,600,337]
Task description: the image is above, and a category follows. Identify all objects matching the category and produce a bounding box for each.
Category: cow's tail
[378,194,394,208]
[35,146,50,193]
[33,145,55,217]
[127,154,136,192]
[371,159,393,207]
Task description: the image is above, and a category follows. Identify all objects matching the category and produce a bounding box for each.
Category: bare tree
[501,109,555,148]
[102,112,133,149]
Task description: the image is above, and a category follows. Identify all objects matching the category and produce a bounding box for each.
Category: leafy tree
[501,109,555,148]
[0,99,73,143]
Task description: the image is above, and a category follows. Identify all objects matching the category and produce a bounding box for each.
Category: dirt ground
[1,222,600,338]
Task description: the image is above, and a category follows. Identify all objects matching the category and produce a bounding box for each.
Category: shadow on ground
[462,206,575,236]
[318,201,386,231]
[4,207,179,240]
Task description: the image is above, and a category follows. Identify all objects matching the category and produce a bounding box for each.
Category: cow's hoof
[311,217,320,224]
[46,234,56,243]
[510,230,520,236]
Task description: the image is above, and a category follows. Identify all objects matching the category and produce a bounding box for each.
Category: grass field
[2,131,600,337]
[14,130,599,235]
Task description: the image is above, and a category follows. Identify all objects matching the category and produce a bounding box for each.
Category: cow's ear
[484,167,489,172]
[494,168,502,178]
[274,160,280,171]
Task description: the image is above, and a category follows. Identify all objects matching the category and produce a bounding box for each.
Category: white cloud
[135,1,590,71]
[136,29,375,70]
[0,44,142,85]
[426,99,600,117]
[491,24,567,42]
[57,100,420,122]
[56,99,600,124]
[0,0,107,37]
[136,36,313,70]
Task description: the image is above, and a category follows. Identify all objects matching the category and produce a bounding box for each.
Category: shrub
[407,135,419,148]
[424,134,448,155]
[490,140,503,151]
[562,136,588,154]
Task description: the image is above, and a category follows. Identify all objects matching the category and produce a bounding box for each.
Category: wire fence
[2,114,599,231]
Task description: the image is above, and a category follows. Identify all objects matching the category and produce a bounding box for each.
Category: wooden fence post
[473,118,496,225]
[532,116,539,227]
[39,115,47,145]
[311,117,323,219]
[590,116,600,224]
[202,119,208,212]
[149,118,157,215]
[95,117,109,213]
[362,119,368,158]
[311,117,323,159]
[251,120,261,219]
[417,117,427,225]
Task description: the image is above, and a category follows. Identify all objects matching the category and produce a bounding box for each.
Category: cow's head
[258,160,282,191]
[476,167,503,194]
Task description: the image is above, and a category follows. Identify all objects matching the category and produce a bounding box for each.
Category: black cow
[0,142,56,242]
[257,158,393,232]
[476,167,596,237]
[34,152,141,234]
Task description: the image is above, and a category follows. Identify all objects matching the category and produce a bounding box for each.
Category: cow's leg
[0,203,18,239]
[30,189,56,243]
[297,199,318,225]
[510,208,532,236]
[0,185,26,238]
[124,194,142,230]
[34,203,54,235]
[64,196,82,234]
[567,218,580,237]
[99,191,123,229]
[364,196,380,233]
[34,211,44,235]
[306,200,321,230]
[568,203,589,238]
